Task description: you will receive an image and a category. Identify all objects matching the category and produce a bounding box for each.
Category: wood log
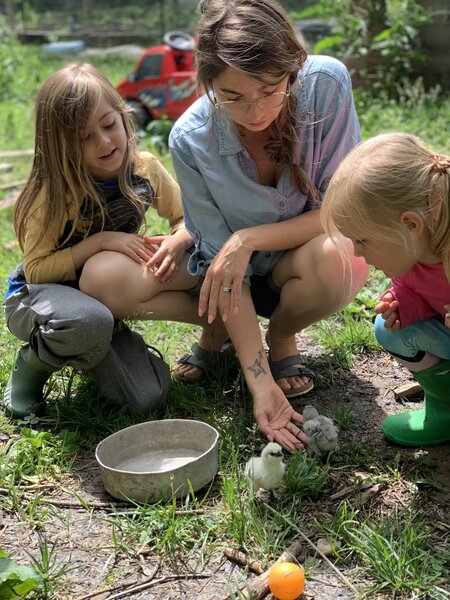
[0,149,33,158]
[226,540,303,600]
[393,382,422,399]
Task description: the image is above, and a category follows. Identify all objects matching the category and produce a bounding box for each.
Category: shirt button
[265,253,271,258]
[279,201,285,207]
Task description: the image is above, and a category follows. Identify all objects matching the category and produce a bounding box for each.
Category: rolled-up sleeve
[170,127,253,279]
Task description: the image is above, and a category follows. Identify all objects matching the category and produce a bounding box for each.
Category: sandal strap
[177,342,236,377]
[269,354,315,381]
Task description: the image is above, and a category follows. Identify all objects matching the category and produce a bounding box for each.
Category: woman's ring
[222,286,232,293]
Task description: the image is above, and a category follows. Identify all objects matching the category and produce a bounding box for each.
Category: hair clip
[431,154,450,174]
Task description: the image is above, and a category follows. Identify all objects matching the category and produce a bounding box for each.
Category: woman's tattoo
[247,348,267,379]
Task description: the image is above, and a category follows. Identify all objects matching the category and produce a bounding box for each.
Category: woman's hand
[144,232,191,282]
[199,231,253,323]
[374,292,401,331]
[252,385,308,452]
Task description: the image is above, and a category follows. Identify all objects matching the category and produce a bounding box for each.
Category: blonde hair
[196,0,318,203]
[321,132,450,280]
[14,63,142,250]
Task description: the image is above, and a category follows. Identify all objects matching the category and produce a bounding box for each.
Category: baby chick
[244,442,286,493]
[302,405,339,456]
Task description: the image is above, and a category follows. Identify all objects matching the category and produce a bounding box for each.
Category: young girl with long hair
[321,132,450,446]
[4,63,193,418]
[80,0,368,451]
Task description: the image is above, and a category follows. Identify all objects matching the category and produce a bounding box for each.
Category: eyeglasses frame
[212,80,291,113]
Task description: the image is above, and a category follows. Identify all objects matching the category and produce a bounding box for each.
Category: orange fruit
[268,562,305,600]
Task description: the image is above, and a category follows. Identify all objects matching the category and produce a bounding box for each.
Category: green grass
[0,44,449,598]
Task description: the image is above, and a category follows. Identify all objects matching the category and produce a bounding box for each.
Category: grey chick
[244,442,286,492]
[302,405,339,456]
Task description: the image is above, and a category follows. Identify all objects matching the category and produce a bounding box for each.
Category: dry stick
[263,503,358,595]
[75,565,160,600]
[98,574,210,600]
[0,180,26,191]
[224,547,265,574]
[0,149,34,158]
[227,540,303,600]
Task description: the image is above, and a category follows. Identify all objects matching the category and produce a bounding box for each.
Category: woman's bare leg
[269,235,369,396]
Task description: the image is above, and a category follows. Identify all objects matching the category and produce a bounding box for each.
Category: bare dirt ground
[1,330,449,600]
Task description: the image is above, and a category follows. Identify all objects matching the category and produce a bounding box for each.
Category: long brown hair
[196,0,317,203]
[14,63,141,250]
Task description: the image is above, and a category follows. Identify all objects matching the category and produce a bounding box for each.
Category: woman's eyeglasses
[213,82,290,115]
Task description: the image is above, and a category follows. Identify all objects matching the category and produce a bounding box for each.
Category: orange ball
[268,562,305,600]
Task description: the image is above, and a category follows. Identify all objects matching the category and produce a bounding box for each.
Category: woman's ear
[400,211,425,237]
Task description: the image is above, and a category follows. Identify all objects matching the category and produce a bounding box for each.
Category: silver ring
[222,286,232,293]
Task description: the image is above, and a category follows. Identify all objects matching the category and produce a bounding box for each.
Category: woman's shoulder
[300,55,350,84]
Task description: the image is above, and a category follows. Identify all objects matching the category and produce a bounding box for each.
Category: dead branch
[76,573,211,600]
[224,547,265,574]
[0,180,26,191]
[0,149,33,158]
[225,540,303,600]
[393,382,422,398]
[263,503,358,595]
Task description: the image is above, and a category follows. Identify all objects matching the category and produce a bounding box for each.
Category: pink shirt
[384,262,450,327]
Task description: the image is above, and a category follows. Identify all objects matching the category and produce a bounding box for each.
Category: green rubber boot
[382,359,450,446]
[3,345,58,419]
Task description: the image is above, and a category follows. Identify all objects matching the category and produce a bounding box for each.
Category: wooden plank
[0,149,33,159]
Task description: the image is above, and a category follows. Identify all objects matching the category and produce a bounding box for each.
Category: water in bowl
[116,448,201,473]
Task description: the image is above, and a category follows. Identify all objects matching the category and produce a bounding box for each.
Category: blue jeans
[374,314,450,360]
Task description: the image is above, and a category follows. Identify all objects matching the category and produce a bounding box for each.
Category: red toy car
[116,31,199,129]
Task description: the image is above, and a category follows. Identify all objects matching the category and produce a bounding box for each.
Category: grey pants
[4,283,169,414]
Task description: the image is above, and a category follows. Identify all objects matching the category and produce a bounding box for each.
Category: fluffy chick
[302,405,339,456]
[244,442,286,493]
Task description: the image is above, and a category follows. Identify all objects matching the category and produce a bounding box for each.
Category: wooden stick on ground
[225,540,303,600]
[0,149,34,158]
[263,503,357,595]
[224,547,265,575]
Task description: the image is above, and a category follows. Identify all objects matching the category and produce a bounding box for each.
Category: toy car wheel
[163,30,195,52]
[127,100,150,130]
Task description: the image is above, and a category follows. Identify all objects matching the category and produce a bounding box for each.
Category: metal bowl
[95,419,219,503]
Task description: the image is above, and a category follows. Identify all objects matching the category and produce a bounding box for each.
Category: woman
[81,0,368,450]
[168,0,368,449]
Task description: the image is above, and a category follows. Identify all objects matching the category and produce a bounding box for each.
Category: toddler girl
[321,132,450,446]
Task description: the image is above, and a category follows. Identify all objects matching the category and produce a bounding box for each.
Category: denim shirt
[169,55,361,282]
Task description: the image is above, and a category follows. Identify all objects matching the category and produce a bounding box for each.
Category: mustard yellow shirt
[22,151,184,284]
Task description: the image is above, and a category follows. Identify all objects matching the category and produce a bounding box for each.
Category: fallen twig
[225,540,303,600]
[0,149,34,158]
[224,547,265,574]
[263,503,358,595]
[0,180,26,191]
[76,573,211,600]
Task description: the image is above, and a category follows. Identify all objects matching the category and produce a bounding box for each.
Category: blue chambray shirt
[169,55,361,283]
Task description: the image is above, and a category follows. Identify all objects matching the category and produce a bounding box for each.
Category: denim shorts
[186,271,281,319]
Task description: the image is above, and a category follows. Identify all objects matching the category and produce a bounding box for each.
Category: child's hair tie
[431,154,450,174]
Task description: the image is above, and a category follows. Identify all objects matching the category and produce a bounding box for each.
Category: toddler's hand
[444,304,450,329]
[144,235,185,282]
[374,292,401,331]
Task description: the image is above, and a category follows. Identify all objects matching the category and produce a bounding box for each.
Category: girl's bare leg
[79,251,229,379]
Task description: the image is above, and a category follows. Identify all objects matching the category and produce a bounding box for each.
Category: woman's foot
[266,334,314,398]
[173,327,231,382]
